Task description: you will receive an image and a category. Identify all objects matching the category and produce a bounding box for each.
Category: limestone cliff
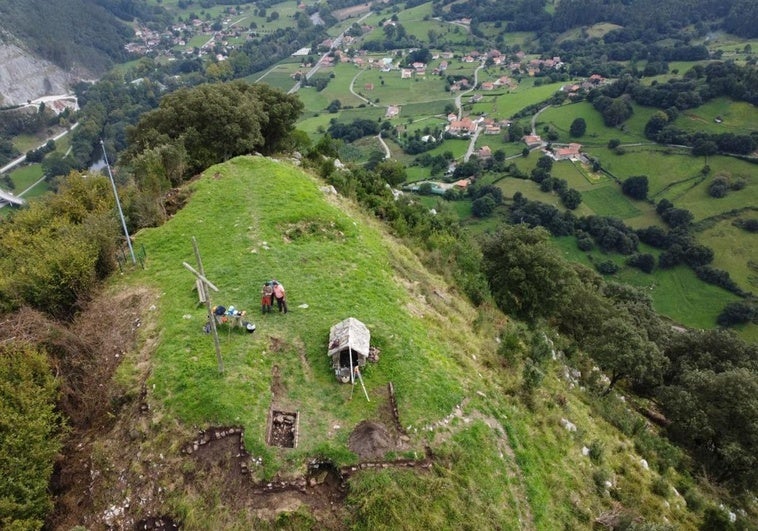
[0,41,92,106]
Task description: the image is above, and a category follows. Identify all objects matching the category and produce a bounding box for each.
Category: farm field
[580,185,642,219]
[249,62,301,91]
[698,217,758,295]
[551,236,749,332]
[537,102,648,146]
[488,81,567,118]
[675,98,758,136]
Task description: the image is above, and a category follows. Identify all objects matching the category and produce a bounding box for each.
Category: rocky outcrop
[0,41,90,106]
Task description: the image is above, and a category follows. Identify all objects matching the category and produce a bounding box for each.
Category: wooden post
[184,237,224,374]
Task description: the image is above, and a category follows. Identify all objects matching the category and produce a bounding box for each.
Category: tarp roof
[327,317,370,358]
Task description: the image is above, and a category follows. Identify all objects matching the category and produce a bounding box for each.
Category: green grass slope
[114,156,707,528]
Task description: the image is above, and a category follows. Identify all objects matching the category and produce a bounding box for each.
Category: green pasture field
[427,138,470,160]
[552,236,748,331]
[581,185,642,219]
[249,64,300,91]
[294,87,337,115]
[623,265,744,330]
[187,34,211,49]
[400,101,451,120]
[488,81,567,119]
[474,133,509,154]
[493,177,595,218]
[336,106,387,123]
[12,133,47,153]
[537,102,647,146]
[698,217,758,295]
[405,165,431,182]
[339,135,385,163]
[669,169,757,222]
[555,23,622,44]
[296,114,332,139]
[675,98,758,136]
[585,146,702,197]
[394,2,433,25]
[9,164,45,196]
[310,65,369,108]
[549,159,612,191]
[353,69,451,106]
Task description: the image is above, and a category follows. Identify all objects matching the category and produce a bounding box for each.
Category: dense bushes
[0,343,62,530]
[0,173,120,320]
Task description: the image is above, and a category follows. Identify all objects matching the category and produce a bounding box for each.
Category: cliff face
[0,42,92,106]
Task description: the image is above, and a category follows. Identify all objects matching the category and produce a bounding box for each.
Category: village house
[476,145,492,159]
[522,134,543,148]
[483,120,501,135]
[493,76,515,88]
[453,178,472,189]
[480,81,494,91]
[447,117,478,136]
[551,143,583,161]
[400,68,413,79]
[386,105,401,118]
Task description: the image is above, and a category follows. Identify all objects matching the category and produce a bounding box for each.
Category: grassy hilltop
[89,156,716,529]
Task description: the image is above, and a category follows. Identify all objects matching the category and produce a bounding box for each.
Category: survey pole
[101,139,136,264]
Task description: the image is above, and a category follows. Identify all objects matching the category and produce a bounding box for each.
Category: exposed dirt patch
[349,421,393,460]
[294,337,313,383]
[184,427,251,490]
[268,335,286,353]
[271,364,286,398]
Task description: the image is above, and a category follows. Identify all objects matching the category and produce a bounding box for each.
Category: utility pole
[101,139,136,264]
[183,237,224,374]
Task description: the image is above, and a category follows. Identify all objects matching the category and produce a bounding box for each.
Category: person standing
[272,281,287,314]
[261,282,273,314]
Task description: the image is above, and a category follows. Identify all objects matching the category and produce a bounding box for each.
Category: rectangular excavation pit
[266,409,299,448]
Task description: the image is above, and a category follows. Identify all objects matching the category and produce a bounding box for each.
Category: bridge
[0,188,25,207]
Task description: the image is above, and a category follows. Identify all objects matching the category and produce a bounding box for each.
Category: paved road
[455,59,485,120]
[0,121,80,207]
[531,105,550,135]
[349,70,375,106]
[377,134,391,159]
[0,122,79,175]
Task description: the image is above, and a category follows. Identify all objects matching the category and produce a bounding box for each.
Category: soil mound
[348,421,392,460]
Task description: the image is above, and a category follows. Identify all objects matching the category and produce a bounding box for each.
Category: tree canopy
[481,225,579,322]
[125,81,303,179]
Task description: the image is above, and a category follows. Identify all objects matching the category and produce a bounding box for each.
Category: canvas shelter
[328,317,370,383]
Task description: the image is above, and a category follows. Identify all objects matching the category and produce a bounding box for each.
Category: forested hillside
[0,0,161,74]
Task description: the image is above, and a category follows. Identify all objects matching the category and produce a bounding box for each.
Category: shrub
[621,175,649,200]
[707,176,730,198]
[596,260,620,275]
[651,476,670,498]
[717,300,757,326]
[589,439,605,464]
[735,218,758,232]
[626,253,655,273]
[570,117,587,137]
